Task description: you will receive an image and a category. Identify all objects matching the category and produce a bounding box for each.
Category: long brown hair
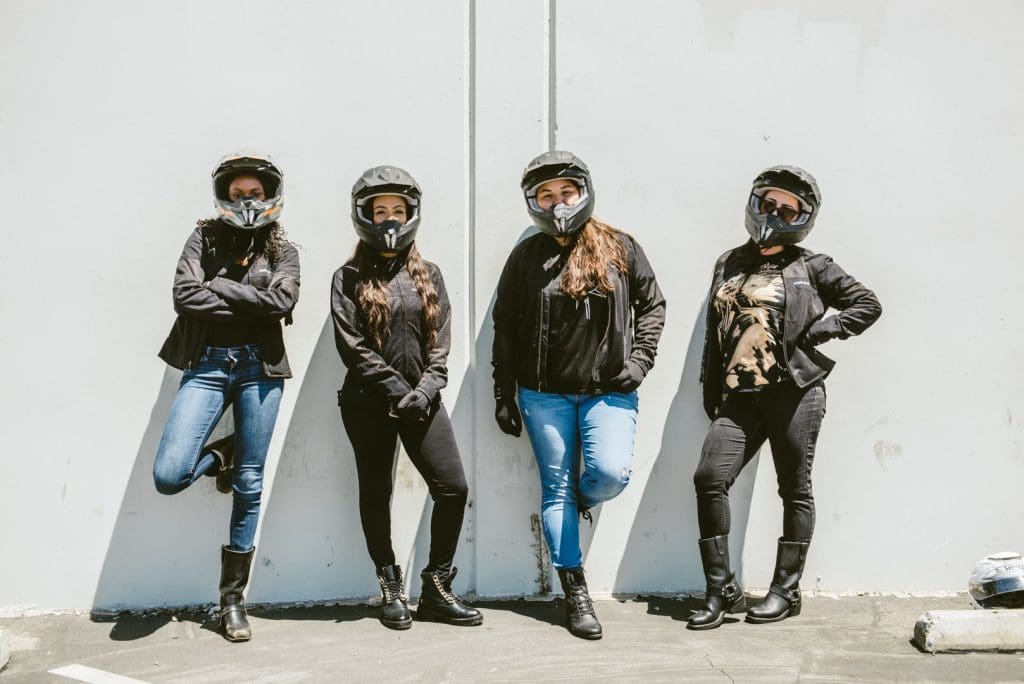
[560,217,629,299]
[351,240,441,351]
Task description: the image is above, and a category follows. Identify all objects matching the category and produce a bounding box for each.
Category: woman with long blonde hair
[331,166,481,630]
[492,151,666,639]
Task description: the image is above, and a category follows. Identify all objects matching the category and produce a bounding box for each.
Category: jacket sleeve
[331,267,413,402]
[808,255,883,341]
[699,253,727,420]
[491,246,522,399]
[206,242,301,322]
[171,228,253,321]
[414,265,451,402]
[626,238,666,376]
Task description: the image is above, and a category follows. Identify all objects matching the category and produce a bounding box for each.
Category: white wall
[1,0,1022,612]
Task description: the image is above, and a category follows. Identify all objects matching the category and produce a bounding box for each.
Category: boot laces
[379,575,407,604]
[432,573,457,604]
[569,585,595,618]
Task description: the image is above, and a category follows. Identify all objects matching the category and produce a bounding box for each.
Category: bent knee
[585,465,630,501]
[152,468,186,495]
[693,465,728,494]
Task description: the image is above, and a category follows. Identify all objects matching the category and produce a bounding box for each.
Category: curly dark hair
[198,218,287,265]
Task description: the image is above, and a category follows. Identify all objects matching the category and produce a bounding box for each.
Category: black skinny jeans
[694,382,826,543]
[341,401,468,576]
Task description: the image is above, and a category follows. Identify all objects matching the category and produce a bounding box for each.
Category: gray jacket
[158,221,301,377]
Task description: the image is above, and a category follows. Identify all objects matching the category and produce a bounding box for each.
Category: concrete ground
[2,595,1022,683]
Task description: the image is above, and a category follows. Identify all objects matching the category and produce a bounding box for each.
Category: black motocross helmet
[521,150,595,237]
[212,153,284,230]
[351,166,422,252]
[744,165,821,247]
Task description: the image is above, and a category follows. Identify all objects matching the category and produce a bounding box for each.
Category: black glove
[608,361,644,392]
[495,395,523,437]
[396,389,431,423]
[804,316,842,346]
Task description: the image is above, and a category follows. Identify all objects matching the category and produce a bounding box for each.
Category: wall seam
[465,0,478,594]
[546,0,557,151]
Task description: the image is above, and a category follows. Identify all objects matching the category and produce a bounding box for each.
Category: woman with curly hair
[492,151,666,639]
[332,165,482,630]
[153,153,300,641]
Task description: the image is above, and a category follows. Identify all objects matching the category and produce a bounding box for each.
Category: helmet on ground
[744,164,821,247]
[521,150,595,237]
[351,165,422,252]
[212,153,284,230]
[969,551,1024,609]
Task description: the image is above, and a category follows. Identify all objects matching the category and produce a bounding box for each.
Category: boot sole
[570,629,603,640]
[415,611,483,626]
[745,606,799,624]
[380,618,412,630]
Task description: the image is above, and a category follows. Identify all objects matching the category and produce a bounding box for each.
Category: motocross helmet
[521,150,595,237]
[351,165,422,252]
[212,153,284,230]
[745,164,821,247]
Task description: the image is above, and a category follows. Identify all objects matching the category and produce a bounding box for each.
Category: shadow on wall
[615,308,761,595]
[252,316,442,604]
[91,366,234,619]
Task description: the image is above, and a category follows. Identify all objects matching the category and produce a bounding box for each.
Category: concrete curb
[0,626,10,673]
[914,609,1024,653]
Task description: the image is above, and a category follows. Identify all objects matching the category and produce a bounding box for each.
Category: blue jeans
[153,345,283,551]
[518,387,638,569]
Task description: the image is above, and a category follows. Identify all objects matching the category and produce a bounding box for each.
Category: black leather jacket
[331,254,451,408]
[700,241,882,419]
[158,221,301,378]
[492,231,666,396]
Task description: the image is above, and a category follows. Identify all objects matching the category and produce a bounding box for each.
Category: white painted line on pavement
[48,664,150,684]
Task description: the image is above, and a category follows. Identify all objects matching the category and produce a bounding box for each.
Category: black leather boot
[204,434,235,494]
[376,564,412,630]
[416,567,483,626]
[219,545,254,641]
[746,539,809,624]
[557,567,602,640]
[687,535,746,630]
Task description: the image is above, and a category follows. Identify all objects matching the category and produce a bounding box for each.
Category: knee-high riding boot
[746,539,809,624]
[687,535,746,630]
[219,545,255,641]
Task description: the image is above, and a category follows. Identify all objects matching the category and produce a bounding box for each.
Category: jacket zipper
[536,291,546,391]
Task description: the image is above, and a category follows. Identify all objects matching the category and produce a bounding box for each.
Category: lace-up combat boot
[557,567,602,639]
[416,567,483,626]
[376,564,412,630]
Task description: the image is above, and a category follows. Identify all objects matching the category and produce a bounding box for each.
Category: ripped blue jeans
[153,345,283,551]
[518,387,638,569]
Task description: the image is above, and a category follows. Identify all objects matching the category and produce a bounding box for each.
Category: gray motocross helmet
[521,150,595,237]
[969,551,1024,609]
[212,153,284,230]
[351,165,422,252]
[744,165,821,247]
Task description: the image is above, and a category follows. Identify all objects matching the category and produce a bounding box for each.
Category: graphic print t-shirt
[714,251,791,392]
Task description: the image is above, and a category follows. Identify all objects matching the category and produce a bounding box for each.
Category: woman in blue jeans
[153,154,300,642]
[492,151,666,639]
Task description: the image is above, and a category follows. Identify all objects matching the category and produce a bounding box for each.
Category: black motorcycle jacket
[700,241,882,419]
[331,253,452,407]
[158,220,301,378]
[492,230,666,397]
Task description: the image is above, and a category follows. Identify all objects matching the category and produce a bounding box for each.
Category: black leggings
[693,382,826,543]
[341,401,468,575]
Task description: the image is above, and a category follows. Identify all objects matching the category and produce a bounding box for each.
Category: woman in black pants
[331,165,481,630]
[689,166,881,629]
